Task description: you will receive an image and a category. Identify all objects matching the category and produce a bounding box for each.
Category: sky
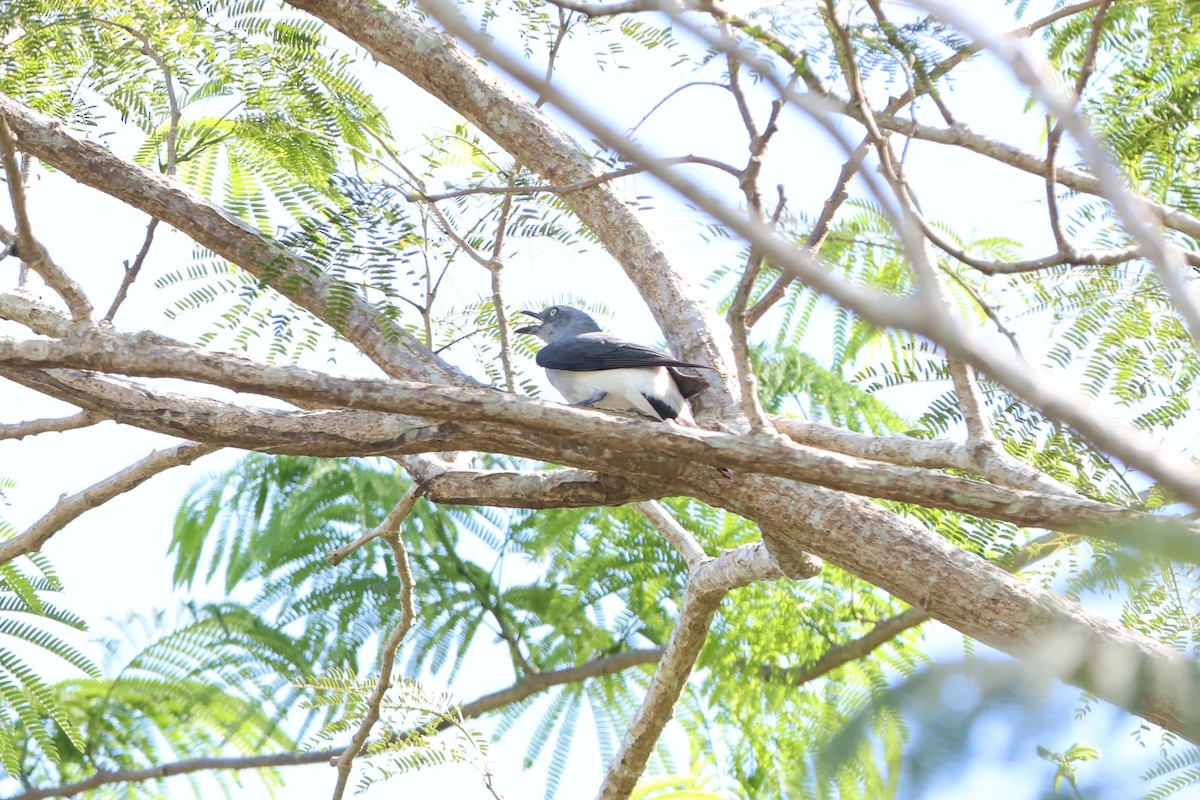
[0,1,1183,799]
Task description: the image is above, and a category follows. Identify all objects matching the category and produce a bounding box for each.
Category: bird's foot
[575,391,608,408]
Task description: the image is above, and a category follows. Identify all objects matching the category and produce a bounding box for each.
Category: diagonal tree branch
[0,441,220,566]
[599,541,818,798]
[327,483,424,566]
[0,93,465,386]
[598,579,722,800]
[0,115,93,321]
[634,500,709,568]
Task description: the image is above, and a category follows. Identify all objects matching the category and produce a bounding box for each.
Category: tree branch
[599,541,818,798]
[488,169,519,393]
[416,155,743,202]
[4,648,664,800]
[332,501,418,799]
[103,216,159,323]
[597,574,723,800]
[327,483,424,566]
[0,115,93,320]
[0,334,1194,561]
[0,409,98,441]
[634,500,708,568]
[0,92,467,386]
[422,467,656,508]
[0,441,220,566]
[724,52,785,431]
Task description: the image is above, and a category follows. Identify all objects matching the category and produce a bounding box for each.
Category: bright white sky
[0,2,1173,798]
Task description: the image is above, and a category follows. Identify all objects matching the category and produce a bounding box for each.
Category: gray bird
[515,305,710,424]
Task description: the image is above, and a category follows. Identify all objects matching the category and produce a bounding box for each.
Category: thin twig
[757,529,1079,686]
[93,21,182,323]
[938,265,1024,353]
[489,166,520,393]
[746,136,871,326]
[113,22,181,173]
[823,0,936,293]
[416,154,742,202]
[724,51,786,431]
[629,81,728,135]
[327,483,423,566]
[1045,1,1111,254]
[331,500,419,799]
[948,359,993,442]
[537,6,570,109]
[103,217,160,323]
[541,0,655,18]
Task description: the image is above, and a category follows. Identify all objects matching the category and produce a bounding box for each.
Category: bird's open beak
[514,309,544,335]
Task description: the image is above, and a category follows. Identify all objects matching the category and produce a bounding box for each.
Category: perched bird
[515,305,711,424]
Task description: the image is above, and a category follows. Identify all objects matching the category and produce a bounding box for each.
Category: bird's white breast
[545,367,691,422]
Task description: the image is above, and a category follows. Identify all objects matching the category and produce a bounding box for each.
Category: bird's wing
[535,333,709,371]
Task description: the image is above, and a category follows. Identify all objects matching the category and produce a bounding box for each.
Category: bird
[515,305,711,424]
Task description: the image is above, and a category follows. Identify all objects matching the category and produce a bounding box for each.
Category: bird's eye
[548,308,558,318]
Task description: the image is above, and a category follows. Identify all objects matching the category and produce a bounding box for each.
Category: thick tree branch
[0,335,1194,562]
[683,466,1200,743]
[422,467,656,508]
[598,573,723,800]
[599,541,818,798]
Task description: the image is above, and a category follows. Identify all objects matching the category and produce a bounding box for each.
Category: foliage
[2,0,1200,798]
[3,602,300,797]
[300,672,493,794]
[0,501,97,780]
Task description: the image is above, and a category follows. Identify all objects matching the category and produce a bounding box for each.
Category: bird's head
[515,305,602,342]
